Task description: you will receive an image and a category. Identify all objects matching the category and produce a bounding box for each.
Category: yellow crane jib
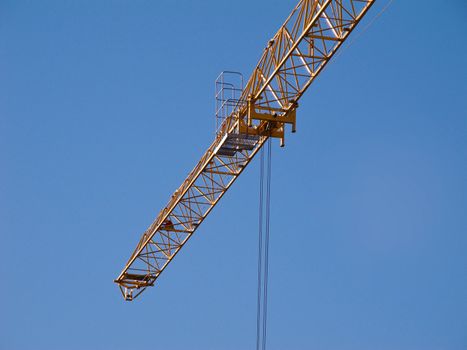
[114,0,375,301]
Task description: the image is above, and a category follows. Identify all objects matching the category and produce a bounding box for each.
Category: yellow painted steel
[115,0,375,301]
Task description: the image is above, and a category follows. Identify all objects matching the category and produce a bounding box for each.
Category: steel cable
[256,137,272,350]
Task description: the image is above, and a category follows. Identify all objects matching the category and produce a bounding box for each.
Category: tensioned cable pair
[256,137,272,350]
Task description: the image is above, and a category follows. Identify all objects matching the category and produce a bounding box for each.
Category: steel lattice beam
[115,0,375,301]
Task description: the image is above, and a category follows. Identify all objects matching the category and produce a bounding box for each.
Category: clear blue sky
[1,1,466,349]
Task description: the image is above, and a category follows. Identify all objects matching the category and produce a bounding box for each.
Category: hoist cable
[256,137,272,350]
[262,138,272,350]
[256,146,265,350]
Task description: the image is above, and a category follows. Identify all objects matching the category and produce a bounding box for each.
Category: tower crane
[115,0,375,301]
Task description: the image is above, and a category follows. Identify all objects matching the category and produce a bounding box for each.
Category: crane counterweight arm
[114,0,375,301]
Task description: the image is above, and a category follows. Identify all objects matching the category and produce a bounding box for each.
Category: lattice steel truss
[115,0,375,300]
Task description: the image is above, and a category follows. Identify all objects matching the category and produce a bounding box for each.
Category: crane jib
[114,0,376,301]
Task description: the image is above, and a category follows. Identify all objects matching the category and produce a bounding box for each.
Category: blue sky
[1,1,466,349]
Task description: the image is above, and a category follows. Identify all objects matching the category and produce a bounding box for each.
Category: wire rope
[256,137,272,350]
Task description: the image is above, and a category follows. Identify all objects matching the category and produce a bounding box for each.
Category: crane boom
[115,0,375,301]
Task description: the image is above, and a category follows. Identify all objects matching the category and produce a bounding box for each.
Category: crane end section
[114,273,156,301]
